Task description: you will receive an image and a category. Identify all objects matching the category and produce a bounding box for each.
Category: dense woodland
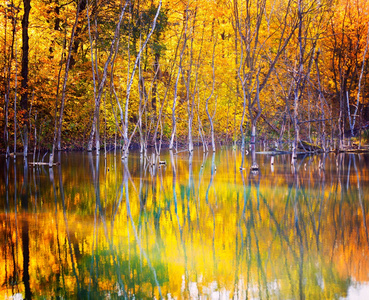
[1,0,369,160]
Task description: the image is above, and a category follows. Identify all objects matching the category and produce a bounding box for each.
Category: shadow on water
[1,148,369,299]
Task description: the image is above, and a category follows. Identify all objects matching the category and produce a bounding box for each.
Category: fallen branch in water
[30,162,60,166]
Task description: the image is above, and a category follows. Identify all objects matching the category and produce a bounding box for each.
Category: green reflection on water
[1,149,369,299]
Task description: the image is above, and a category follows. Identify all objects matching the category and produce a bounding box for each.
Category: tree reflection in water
[1,149,369,299]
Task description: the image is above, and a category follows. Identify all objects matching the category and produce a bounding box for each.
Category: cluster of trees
[1,0,369,160]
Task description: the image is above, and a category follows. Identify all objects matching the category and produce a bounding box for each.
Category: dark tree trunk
[21,0,31,158]
[48,1,60,57]
[69,0,87,68]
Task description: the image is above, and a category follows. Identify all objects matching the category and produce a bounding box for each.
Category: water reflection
[1,150,369,299]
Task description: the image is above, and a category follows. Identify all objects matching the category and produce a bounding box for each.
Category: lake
[1,148,369,299]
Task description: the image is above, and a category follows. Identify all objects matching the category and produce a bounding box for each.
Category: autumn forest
[3,1,369,298]
[1,0,369,160]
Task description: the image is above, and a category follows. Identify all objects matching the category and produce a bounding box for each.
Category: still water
[1,148,369,299]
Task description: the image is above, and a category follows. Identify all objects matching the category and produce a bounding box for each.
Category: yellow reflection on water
[1,150,369,299]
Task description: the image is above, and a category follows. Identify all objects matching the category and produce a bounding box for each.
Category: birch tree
[169,7,189,151]
[49,1,82,166]
[87,0,129,152]
[121,0,162,159]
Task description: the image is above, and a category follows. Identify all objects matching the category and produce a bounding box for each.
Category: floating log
[29,162,60,166]
[339,148,369,153]
[298,140,322,151]
[256,150,291,155]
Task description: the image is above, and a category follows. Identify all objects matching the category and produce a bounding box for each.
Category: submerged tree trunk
[250,121,259,171]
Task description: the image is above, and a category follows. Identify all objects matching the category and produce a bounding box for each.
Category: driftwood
[298,140,322,151]
[256,150,291,155]
[339,148,369,153]
[29,162,60,166]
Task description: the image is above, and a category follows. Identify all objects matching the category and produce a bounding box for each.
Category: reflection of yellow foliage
[1,152,369,299]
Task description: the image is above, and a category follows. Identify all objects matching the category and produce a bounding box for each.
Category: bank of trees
[1,0,369,159]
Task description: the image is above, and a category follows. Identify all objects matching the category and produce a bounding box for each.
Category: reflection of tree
[3,151,369,298]
[123,161,163,298]
[50,166,66,298]
[21,159,31,299]
[354,155,369,246]
[59,154,81,296]
[207,153,217,276]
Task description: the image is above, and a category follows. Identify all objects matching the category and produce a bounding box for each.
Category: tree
[326,0,369,149]
[50,1,82,166]
[233,0,298,168]
[20,0,31,158]
[86,0,129,153]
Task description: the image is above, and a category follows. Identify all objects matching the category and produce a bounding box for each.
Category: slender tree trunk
[4,93,10,158]
[33,112,37,162]
[249,78,262,170]
[3,2,16,159]
[21,0,31,159]
[50,2,81,166]
[169,70,180,150]
[169,8,188,151]
[292,92,300,159]
[186,10,199,153]
[315,50,326,151]
[87,0,128,152]
[205,97,216,152]
[233,19,239,149]
[138,56,146,154]
[14,36,18,157]
[197,98,208,153]
[292,0,304,161]
[86,0,97,116]
[205,37,217,153]
[152,53,159,124]
[122,0,162,159]
[349,21,369,142]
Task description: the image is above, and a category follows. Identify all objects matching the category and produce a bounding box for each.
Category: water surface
[1,149,369,299]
